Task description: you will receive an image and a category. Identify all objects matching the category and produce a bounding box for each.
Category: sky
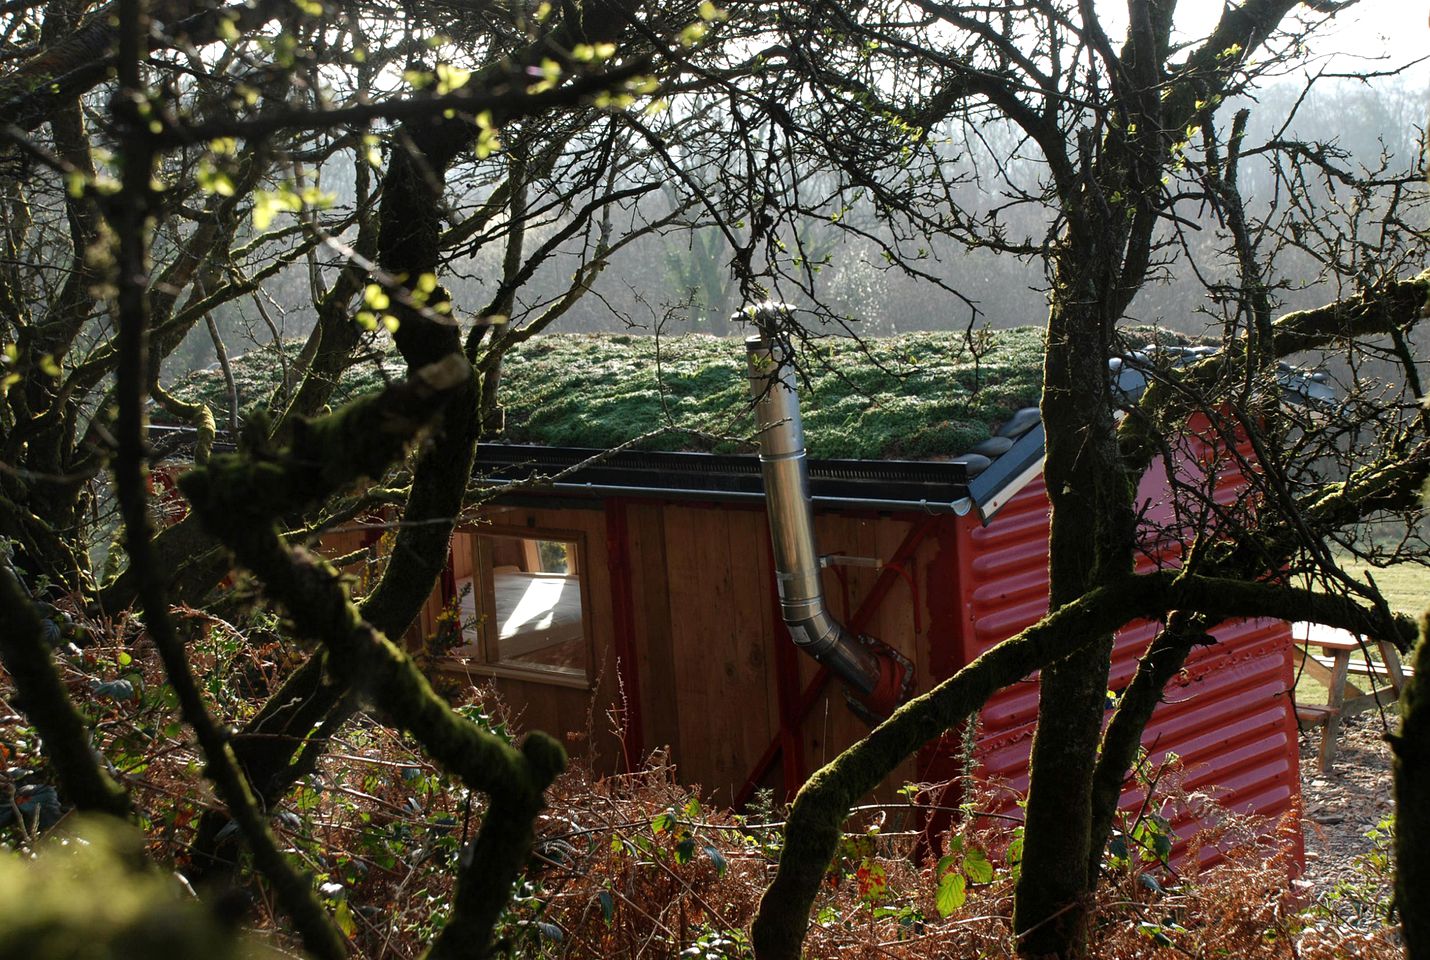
[1101,0,1429,84]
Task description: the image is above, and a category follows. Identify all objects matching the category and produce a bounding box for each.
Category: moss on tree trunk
[1013,225,1136,958]
[1394,606,1430,957]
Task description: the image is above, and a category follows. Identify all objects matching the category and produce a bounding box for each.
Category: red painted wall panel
[948,445,1303,859]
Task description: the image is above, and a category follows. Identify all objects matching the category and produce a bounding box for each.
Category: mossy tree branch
[750,572,1414,960]
[1119,275,1430,478]
[179,356,565,959]
[0,564,130,818]
[1085,610,1211,886]
[105,6,348,952]
[1270,271,1430,357]
[152,383,215,465]
[185,0,649,889]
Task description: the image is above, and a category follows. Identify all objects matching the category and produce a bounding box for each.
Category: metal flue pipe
[745,324,884,698]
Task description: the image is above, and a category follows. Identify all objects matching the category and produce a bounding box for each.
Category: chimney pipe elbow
[745,316,908,710]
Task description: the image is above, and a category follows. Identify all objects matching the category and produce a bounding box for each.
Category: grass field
[1332,555,1427,620]
[1293,556,1425,707]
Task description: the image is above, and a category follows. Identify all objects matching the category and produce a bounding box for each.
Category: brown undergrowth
[0,603,1407,958]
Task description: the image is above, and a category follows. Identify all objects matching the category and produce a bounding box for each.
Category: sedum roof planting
[172,328,1054,461]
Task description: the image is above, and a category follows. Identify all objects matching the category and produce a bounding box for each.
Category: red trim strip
[605,498,645,769]
[734,516,941,807]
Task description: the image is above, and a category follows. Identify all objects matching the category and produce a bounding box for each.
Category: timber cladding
[421,497,937,804]
[404,419,1299,850]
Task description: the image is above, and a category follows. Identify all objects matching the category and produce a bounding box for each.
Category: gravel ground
[1298,711,1398,927]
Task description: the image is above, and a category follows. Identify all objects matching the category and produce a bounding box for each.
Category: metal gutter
[471,478,972,515]
[471,444,974,514]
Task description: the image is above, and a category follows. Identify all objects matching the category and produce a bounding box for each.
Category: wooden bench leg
[1319,651,1351,773]
[1376,639,1407,698]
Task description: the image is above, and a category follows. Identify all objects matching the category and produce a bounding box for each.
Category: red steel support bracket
[605,498,645,769]
[735,515,941,807]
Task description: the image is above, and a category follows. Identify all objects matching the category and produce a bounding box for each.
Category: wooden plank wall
[625,502,936,804]
[408,498,945,806]
[659,504,777,802]
[789,512,927,799]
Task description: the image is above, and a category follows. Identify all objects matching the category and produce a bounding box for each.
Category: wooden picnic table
[1293,622,1409,773]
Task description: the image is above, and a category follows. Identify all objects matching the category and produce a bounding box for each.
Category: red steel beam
[734,515,942,808]
[605,498,645,769]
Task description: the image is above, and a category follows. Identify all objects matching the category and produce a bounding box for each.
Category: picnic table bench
[1292,622,1411,772]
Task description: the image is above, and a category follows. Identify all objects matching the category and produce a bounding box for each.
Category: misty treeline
[2,1,1429,959]
[167,72,1427,378]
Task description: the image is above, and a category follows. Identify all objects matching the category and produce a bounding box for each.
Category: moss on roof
[172,328,1053,460]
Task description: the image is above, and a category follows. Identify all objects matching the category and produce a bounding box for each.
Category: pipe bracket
[843,635,915,724]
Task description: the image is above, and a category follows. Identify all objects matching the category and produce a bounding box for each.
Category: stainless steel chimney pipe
[745,328,883,696]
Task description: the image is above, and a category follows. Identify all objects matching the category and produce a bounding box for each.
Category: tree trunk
[1394,605,1430,958]
[1013,216,1136,958]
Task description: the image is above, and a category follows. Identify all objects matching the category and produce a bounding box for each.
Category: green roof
[172,328,1053,461]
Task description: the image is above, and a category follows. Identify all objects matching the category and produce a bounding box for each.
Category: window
[445,527,591,686]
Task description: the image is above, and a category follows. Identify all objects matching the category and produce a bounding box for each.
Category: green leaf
[196,160,235,197]
[1006,834,1024,866]
[679,22,707,46]
[703,844,727,876]
[962,845,994,885]
[935,871,966,917]
[435,63,471,94]
[93,679,137,701]
[334,900,356,938]
[674,837,695,864]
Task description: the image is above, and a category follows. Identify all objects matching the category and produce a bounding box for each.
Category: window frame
[439,523,596,690]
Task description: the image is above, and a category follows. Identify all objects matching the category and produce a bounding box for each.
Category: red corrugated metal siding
[950,447,1302,857]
